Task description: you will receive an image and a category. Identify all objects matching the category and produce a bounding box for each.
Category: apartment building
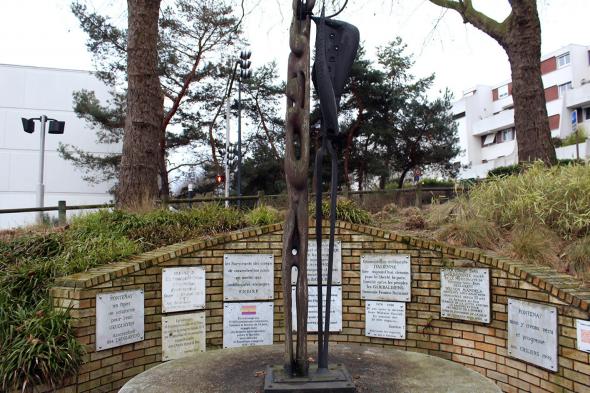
[0,64,120,228]
[453,44,590,178]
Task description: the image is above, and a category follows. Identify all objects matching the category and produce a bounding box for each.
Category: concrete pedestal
[119,344,501,393]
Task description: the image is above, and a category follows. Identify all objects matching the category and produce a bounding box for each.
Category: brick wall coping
[52,220,590,313]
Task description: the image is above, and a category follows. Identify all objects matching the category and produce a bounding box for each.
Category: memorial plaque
[223,302,274,348]
[365,301,406,339]
[361,254,411,302]
[291,286,342,332]
[507,298,558,371]
[577,319,590,353]
[224,254,274,301]
[162,267,206,313]
[291,240,342,285]
[440,268,490,323]
[96,290,144,351]
[162,312,206,361]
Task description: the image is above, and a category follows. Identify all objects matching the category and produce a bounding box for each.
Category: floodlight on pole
[236,49,252,209]
[21,115,66,222]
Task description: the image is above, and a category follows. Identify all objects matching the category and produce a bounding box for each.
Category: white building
[0,64,120,228]
[453,44,590,178]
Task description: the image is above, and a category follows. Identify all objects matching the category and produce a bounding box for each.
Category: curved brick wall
[48,221,590,393]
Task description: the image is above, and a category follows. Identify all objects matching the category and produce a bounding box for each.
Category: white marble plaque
[508,298,558,371]
[291,240,342,285]
[162,267,206,313]
[162,312,206,361]
[291,286,342,332]
[577,319,590,353]
[441,268,490,323]
[96,290,144,351]
[223,302,274,348]
[224,254,274,301]
[366,301,406,339]
[361,254,411,302]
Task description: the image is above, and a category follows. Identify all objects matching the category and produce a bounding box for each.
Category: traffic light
[215,174,224,184]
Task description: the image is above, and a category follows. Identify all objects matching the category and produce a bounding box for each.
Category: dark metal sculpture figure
[282,0,315,378]
[279,0,358,382]
[311,7,359,370]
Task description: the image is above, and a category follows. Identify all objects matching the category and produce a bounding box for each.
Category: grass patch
[436,218,502,250]
[505,224,562,269]
[564,236,590,278]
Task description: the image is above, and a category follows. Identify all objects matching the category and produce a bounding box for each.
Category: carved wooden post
[282,0,315,377]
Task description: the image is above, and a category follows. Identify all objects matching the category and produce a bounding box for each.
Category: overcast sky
[1,0,588,99]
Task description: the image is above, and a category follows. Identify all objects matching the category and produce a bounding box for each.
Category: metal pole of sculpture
[281,0,315,377]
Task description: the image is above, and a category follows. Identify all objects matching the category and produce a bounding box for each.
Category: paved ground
[119,344,501,393]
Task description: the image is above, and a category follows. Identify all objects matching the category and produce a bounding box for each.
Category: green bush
[487,164,524,178]
[309,198,372,225]
[561,127,587,147]
[469,162,590,238]
[419,177,455,187]
[0,300,85,392]
[245,205,282,227]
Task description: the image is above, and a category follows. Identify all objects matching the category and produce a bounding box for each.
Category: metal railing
[0,186,460,225]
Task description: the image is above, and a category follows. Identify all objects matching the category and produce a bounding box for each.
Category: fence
[0,186,460,225]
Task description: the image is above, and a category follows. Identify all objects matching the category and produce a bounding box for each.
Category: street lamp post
[237,50,251,209]
[21,115,65,222]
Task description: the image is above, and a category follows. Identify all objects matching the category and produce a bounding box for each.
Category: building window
[558,82,572,97]
[585,107,590,121]
[482,133,496,147]
[557,52,571,68]
[503,128,515,142]
[498,84,509,99]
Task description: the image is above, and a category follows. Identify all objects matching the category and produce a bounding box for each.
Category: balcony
[565,83,590,108]
[472,109,514,136]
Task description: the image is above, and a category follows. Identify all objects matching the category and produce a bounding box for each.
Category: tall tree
[428,0,557,165]
[118,0,162,208]
[64,0,244,198]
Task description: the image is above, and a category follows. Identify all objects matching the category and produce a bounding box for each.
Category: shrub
[561,127,587,147]
[245,205,282,227]
[0,300,85,392]
[487,164,523,178]
[309,198,372,225]
[419,178,455,187]
[469,162,590,238]
[436,218,502,249]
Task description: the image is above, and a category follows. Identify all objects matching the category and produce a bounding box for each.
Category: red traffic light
[215,174,224,184]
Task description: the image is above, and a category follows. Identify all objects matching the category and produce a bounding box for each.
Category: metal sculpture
[312,6,359,371]
[281,0,315,378]
[270,1,358,390]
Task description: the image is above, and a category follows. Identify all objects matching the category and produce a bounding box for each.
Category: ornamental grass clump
[245,205,282,227]
[436,218,502,250]
[564,236,590,278]
[468,162,590,239]
[506,223,562,270]
[309,198,372,225]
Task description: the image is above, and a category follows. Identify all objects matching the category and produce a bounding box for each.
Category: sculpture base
[264,364,355,392]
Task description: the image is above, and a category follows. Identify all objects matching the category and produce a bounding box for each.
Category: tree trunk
[504,1,556,164]
[397,168,409,189]
[428,0,557,165]
[159,134,170,200]
[117,0,163,209]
